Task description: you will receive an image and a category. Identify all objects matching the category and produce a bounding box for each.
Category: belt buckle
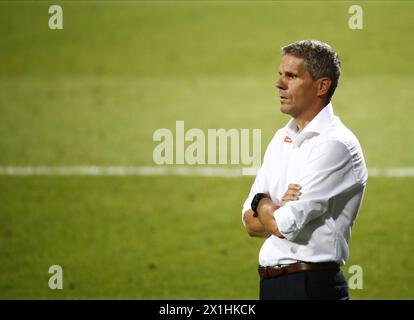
[273,264,289,271]
[259,264,292,279]
[270,264,289,277]
[278,265,290,275]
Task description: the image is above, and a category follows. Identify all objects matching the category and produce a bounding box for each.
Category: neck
[294,118,311,133]
[294,99,328,133]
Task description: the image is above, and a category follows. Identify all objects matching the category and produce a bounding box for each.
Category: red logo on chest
[283,136,292,143]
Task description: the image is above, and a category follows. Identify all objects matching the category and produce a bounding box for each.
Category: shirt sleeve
[274,140,358,241]
[241,133,278,226]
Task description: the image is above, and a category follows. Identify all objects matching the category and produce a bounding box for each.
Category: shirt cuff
[241,196,254,227]
[241,210,247,226]
[273,206,298,241]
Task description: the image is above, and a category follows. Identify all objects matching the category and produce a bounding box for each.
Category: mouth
[279,92,289,101]
[279,96,289,103]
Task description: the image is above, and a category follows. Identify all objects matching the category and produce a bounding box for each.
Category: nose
[275,77,286,90]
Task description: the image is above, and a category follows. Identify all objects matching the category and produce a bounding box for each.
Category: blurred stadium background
[0,1,413,299]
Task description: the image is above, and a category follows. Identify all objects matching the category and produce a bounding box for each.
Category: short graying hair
[281,40,341,101]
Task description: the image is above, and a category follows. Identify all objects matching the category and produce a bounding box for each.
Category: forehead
[279,54,306,73]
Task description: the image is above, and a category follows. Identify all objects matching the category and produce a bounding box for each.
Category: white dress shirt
[242,103,368,267]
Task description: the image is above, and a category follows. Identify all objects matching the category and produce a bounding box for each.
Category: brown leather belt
[258,262,340,280]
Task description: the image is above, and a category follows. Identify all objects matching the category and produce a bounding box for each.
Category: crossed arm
[244,184,302,238]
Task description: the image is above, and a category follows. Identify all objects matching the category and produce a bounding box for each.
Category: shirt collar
[300,102,335,135]
[285,102,335,146]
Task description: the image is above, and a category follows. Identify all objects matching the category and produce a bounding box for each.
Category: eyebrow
[279,71,298,77]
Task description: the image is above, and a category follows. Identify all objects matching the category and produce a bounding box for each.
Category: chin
[280,104,291,115]
[280,105,298,118]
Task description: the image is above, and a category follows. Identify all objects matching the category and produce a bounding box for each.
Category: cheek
[292,83,314,100]
[290,86,304,101]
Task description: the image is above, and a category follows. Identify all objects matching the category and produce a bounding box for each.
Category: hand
[256,198,283,238]
[280,184,302,207]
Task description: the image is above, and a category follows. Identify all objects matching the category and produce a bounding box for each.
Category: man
[242,40,368,300]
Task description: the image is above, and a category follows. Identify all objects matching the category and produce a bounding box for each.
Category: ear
[316,77,332,97]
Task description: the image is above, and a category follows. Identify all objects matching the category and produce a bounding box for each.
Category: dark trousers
[260,269,349,300]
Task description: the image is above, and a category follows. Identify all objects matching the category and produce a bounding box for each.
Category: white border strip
[367,167,414,178]
[0,166,243,177]
[0,166,414,177]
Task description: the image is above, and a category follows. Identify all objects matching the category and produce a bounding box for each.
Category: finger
[288,184,302,190]
[284,190,302,197]
[283,192,297,200]
[283,194,300,202]
[285,189,301,195]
